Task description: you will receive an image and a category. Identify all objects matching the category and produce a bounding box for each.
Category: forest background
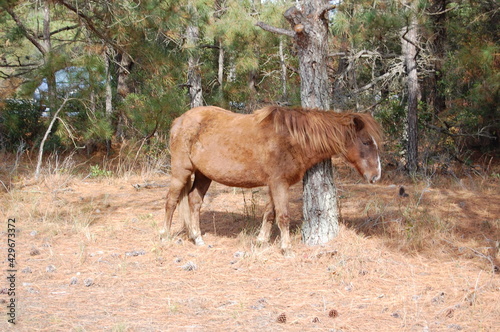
[0,0,498,177]
[1,2,499,329]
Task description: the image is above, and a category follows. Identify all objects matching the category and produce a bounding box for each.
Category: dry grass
[1,158,499,331]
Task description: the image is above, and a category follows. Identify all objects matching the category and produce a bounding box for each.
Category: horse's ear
[353,115,365,132]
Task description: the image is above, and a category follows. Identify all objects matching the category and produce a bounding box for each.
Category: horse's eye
[362,140,372,146]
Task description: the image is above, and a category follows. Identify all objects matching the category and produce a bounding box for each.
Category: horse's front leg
[270,183,292,256]
[256,194,275,245]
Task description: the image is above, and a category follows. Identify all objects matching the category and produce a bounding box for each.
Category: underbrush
[2,149,499,272]
[0,137,171,187]
[343,167,500,272]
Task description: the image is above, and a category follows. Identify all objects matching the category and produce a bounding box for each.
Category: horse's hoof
[159,228,171,240]
[255,238,269,247]
[194,237,205,246]
[281,248,295,258]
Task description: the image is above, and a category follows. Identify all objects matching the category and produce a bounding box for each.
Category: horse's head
[344,114,382,184]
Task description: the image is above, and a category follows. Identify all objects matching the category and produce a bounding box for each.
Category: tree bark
[332,42,350,109]
[217,39,224,90]
[115,52,133,139]
[187,22,203,108]
[116,52,133,98]
[104,48,113,118]
[402,8,420,174]
[42,1,57,117]
[278,39,287,101]
[104,47,114,153]
[302,158,340,244]
[283,1,340,245]
[284,4,331,110]
[426,0,447,115]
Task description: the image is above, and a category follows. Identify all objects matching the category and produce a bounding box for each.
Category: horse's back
[176,106,238,124]
[171,106,232,140]
[173,106,262,142]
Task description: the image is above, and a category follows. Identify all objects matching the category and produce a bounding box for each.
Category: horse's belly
[191,145,269,188]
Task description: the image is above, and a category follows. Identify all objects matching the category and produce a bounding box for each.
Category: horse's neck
[296,143,342,171]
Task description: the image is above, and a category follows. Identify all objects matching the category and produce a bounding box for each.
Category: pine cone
[328,309,339,318]
[276,312,286,323]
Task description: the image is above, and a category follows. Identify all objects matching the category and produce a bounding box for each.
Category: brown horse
[164,105,382,253]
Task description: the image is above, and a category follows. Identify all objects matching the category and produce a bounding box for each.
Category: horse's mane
[254,106,382,156]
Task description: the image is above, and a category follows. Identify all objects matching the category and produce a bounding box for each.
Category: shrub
[0,99,46,151]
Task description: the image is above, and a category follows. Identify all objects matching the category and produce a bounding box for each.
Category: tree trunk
[104,48,113,118]
[426,0,447,115]
[402,9,420,174]
[302,159,340,244]
[332,42,349,109]
[284,4,331,110]
[184,1,203,108]
[279,39,288,101]
[218,39,224,91]
[116,52,133,138]
[116,52,133,97]
[187,23,203,108]
[283,1,340,245]
[41,1,58,117]
[104,48,114,154]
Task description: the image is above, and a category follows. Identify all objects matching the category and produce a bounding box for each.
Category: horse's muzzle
[365,173,381,184]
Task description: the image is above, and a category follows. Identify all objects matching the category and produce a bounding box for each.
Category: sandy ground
[1,168,499,331]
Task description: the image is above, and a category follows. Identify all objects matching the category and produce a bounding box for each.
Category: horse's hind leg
[256,193,275,245]
[186,171,212,246]
[164,170,192,238]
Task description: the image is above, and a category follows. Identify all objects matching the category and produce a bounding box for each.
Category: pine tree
[258,0,340,246]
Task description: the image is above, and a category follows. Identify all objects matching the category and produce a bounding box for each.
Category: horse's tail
[177,176,192,231]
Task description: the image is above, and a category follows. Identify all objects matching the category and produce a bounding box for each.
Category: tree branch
[46,24,80,38]
[424,123,497,140]
[199,44,220,50]
[0,62,40,68]
[35,97,71,179]
[2,6,47,55]
[426,6,457,16]
[353,71,392,94]
[401,26,423,54]
[318,4,337,19]
[255,21,295,38]
[54,0,128,56]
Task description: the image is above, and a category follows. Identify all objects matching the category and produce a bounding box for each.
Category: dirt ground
[1,165,499,331]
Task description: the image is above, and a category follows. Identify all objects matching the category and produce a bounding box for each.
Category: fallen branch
[35,98,71,179]
[443,239,499,273]
[424,122,497,140]
[132,182,167,190]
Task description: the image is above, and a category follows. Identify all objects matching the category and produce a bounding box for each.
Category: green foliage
[123,90,183,137]
[440,2,500,150]
[83,116,113,143]
[1,0,498,165]
[377,98,406,139]
[89,164,112,178]
[0,99,46,151]
[4,25,25,42]
[444,43,499,127]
